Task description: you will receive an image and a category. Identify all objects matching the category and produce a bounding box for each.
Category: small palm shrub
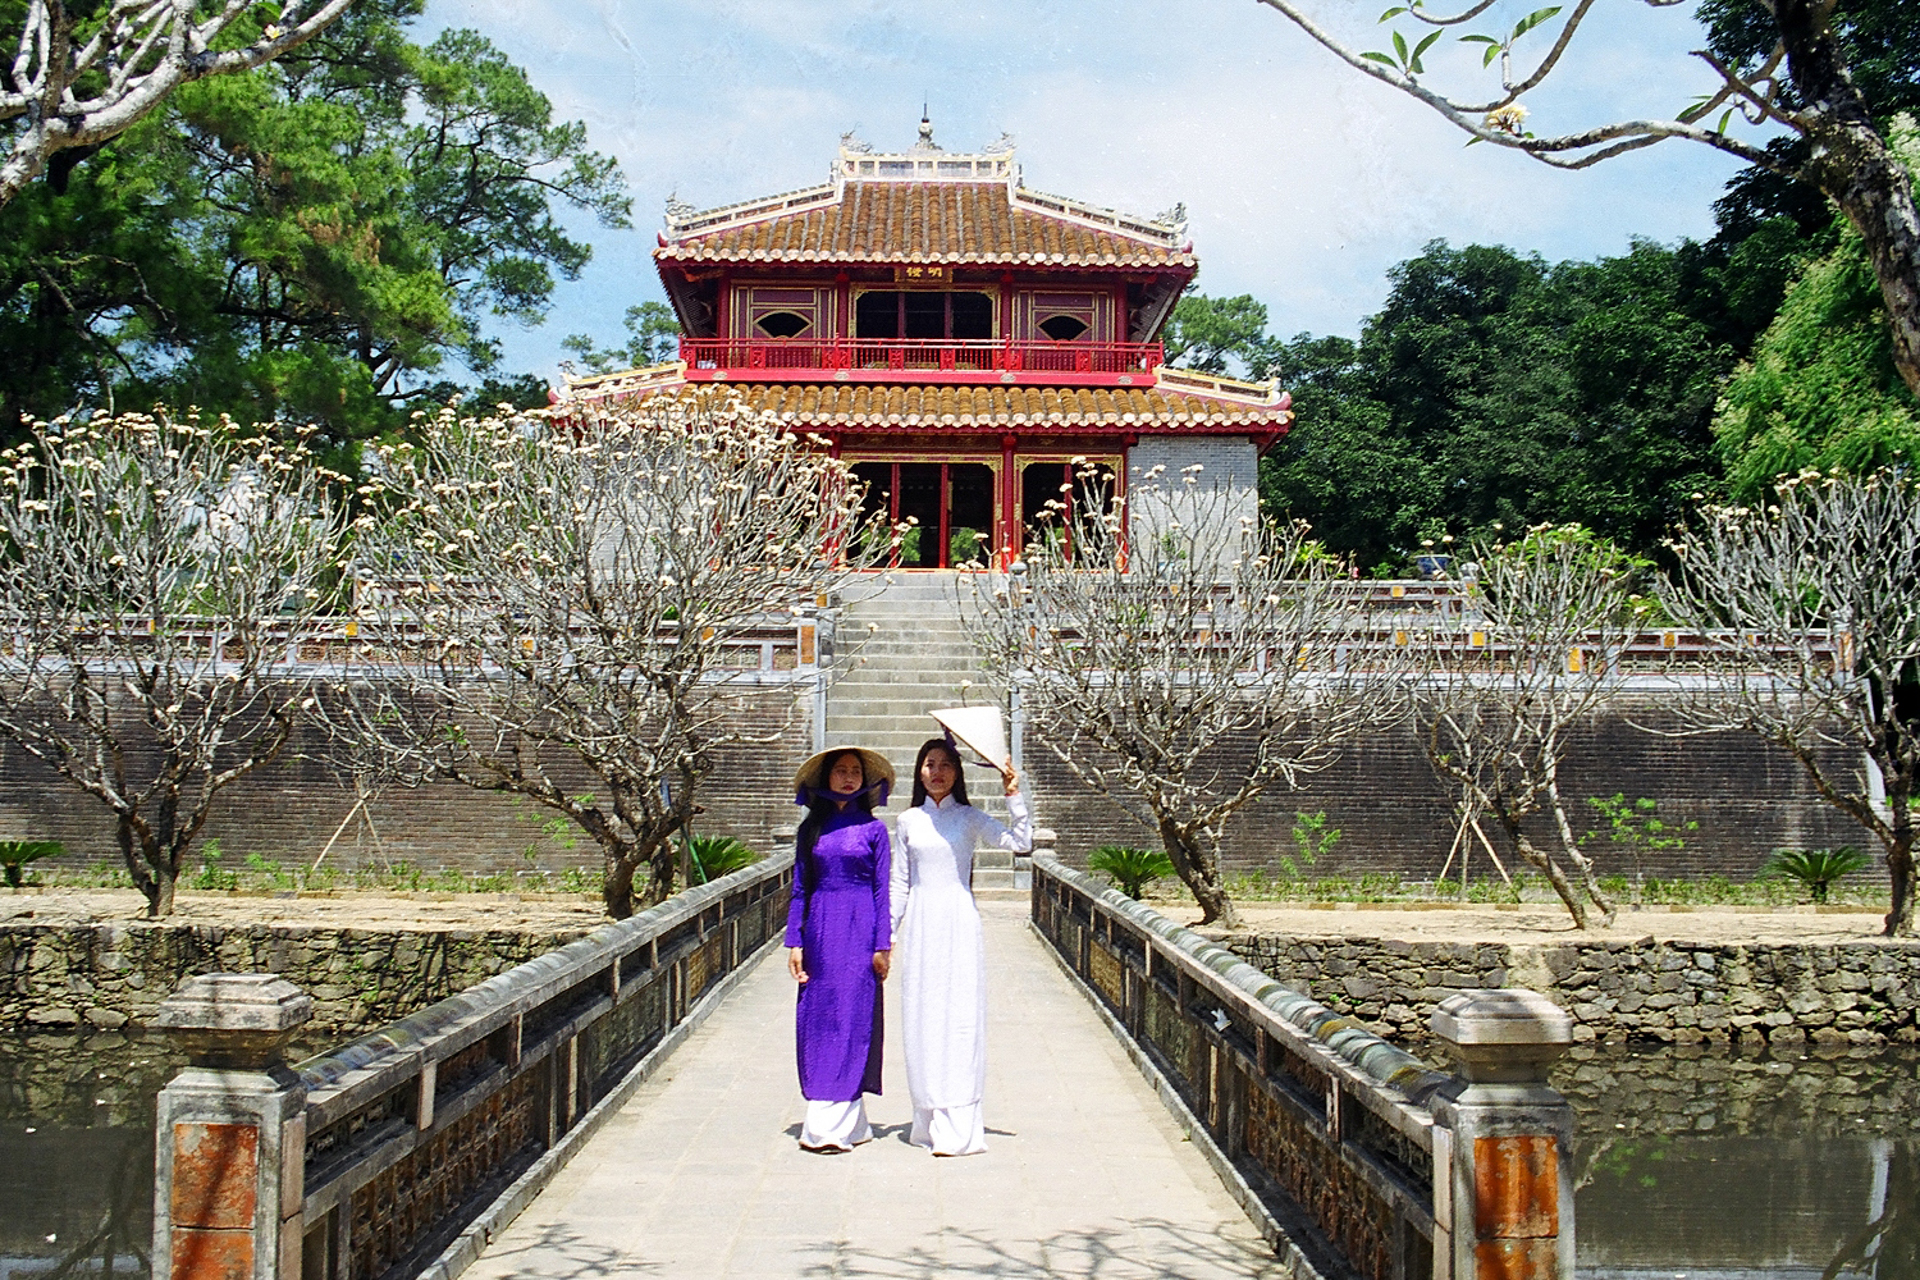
[1763,846,1872,903]
[1088,845,1175,899]
[689,835,759,883]
[0,839,62,888]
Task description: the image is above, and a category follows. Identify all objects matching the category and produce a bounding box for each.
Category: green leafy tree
[0,0,357,204]
[1263,240,1728,571]
[1248,0,1920,403]
[1161,293,1276,379]
[563,302,683,375]
[0,1,630,449]
[1713,121,1920,500]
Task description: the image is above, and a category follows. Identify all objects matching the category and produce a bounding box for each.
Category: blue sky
[419,0,1768,382]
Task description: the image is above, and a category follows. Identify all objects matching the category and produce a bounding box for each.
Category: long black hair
[910,738,971,808]
[796,750,878,861]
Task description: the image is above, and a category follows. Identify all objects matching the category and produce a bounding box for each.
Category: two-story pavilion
[556,121,1293,569]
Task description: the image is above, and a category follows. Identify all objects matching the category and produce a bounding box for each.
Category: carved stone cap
[154,974,313,1069]
[1431,988,1572,1084]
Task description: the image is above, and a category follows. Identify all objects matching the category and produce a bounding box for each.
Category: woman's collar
[924,794,959,811]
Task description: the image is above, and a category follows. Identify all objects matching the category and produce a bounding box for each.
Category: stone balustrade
[152,855,792,1280]
[1031,856,1575,1280]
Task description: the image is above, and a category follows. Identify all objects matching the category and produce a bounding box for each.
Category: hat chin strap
[794,779,891,808]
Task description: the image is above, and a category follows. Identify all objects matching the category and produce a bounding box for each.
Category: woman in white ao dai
[890,736,1031,1156]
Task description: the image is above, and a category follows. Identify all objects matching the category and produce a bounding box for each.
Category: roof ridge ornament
[912,109,942,152]
[840,130,872,154]
[983,131,1016,156]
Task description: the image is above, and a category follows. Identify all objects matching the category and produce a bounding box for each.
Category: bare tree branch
[0,410,347,916]
[316,395,887,919]
[963,463,1405,928]
[1410,526,1640,928]
[1659,471,1920,935]
[1,0,357,205]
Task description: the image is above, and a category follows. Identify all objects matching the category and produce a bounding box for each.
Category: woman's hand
[1000,765,1020,796]
[788,947,808,984]
[872,949,892,980]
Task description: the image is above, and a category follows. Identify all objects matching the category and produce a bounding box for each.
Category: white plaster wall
[1125,435,1260,571]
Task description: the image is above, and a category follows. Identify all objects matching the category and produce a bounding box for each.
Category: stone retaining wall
[0,920,591,1033]
[1222,932,1920,1047]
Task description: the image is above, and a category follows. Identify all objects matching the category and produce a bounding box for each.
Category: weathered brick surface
[0,685,814,876]
[170,1122,258,1229]
[1028,700,1862,881]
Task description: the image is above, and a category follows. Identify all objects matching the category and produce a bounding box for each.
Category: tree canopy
[1244,237,1736,571]
[1245,0,1920,402]
[0,0,629,453]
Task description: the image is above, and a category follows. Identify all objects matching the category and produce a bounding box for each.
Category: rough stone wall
[1221,931,1920,1047]
[0,683,814,877]
[0,921,591,1033]
[1025,700,1863,882]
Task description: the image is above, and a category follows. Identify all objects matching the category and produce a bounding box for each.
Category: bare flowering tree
[964,465,1403,928]
[1660,471,1920,935]
[0,411,346,916]
[1412,525,1636,928]
[323,395,885,919]
[3,0,357,204]
[1248,0,1920,399]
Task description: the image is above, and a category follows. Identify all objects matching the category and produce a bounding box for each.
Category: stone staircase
[823,572,1032,892]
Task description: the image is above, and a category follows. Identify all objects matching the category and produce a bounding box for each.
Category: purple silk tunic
[785,810,892,1102]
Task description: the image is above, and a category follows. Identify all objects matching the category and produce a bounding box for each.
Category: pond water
[1,1030,1914,1277]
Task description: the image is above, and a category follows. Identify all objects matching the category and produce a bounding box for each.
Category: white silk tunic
[891,790,1032,1154]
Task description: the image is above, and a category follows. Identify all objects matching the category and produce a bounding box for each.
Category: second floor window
[855,291,994,340]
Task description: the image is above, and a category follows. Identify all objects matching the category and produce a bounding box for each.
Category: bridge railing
[1031,855,1575,1280]
[151,855,792,1280]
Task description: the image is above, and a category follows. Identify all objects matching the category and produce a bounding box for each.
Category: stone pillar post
[152,975,313,1280]
[1430,988,1575,1280]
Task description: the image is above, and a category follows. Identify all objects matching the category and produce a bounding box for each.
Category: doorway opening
[849,460,998,568]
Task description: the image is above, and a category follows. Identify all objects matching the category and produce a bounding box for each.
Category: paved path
[463,901,1283,1279]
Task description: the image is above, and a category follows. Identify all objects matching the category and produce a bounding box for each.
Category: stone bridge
[150,858,1574,1280]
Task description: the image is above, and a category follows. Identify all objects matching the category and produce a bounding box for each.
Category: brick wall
[1023,699,1864,882]
[0,683,816,876]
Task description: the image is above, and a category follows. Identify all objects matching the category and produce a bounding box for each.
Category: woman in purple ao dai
[785,747,893,1151]
[890,737,1031,1156]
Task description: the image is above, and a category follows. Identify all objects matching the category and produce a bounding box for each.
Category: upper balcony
[679,337,1165,388]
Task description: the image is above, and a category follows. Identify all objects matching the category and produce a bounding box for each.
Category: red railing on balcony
[678,337,1164,386]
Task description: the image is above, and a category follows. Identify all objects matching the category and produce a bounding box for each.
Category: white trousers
[910,1102,986,1156]
[800,1098,873,1150]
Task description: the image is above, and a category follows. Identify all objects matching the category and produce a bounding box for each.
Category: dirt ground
[1200,899,1900,946]
[2,886,1902,946]
[0,887,610,932]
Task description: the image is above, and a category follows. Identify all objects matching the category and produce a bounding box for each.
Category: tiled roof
[566,377,1288,434]
[655,182,1195,270]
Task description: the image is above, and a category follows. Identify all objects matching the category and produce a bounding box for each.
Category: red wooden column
[1000,433,1018,567]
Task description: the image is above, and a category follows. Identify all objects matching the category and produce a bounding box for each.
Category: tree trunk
[1885,791,1914,937]
[1160,815,1241,929]
[1495,809,1588,928]
[603,847,639,920]
[1547,775,1616,925]
[1774,0,1920,400]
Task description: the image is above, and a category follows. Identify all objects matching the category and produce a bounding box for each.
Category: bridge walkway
[461,900,1283,1279]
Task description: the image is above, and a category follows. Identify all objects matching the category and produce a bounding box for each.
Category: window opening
[854,291,996,341]
[1037,314,1090,342]
[754,311,810,339]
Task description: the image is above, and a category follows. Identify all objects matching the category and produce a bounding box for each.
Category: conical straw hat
[928,705,1011,773]
[792,746,896,807]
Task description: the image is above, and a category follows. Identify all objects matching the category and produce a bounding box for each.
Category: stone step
[828,669,1003,688]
